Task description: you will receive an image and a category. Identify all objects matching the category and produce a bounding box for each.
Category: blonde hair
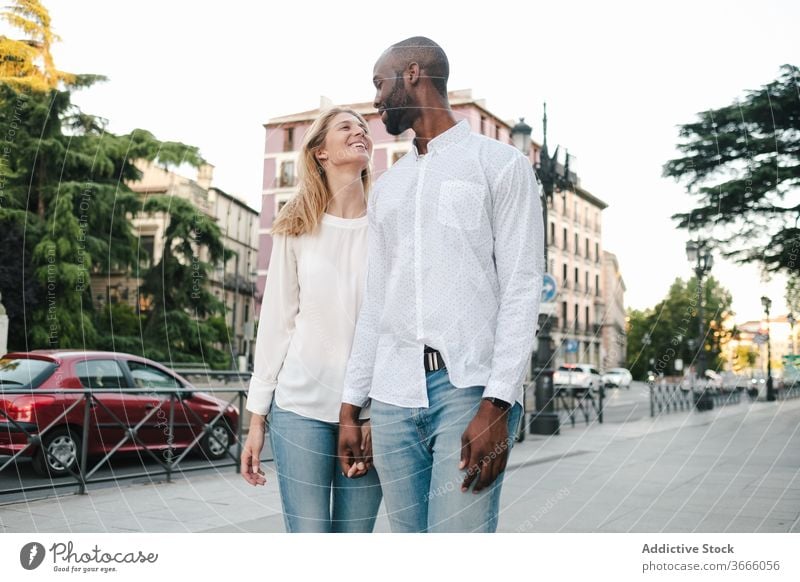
[271,107,371,236]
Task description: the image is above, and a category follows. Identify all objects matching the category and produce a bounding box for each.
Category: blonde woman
[241,108,381,532]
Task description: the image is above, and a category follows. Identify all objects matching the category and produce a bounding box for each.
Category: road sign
[565,339,578,353]
[541,273,557,303]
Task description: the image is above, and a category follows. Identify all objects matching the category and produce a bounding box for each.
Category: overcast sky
[14,0,799,322]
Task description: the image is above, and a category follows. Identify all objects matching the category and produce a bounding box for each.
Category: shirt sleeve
[342,198,386,408]
[245,233,300,416]
[483,153,545,404]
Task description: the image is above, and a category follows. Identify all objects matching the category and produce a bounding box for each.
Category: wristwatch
[483,397,511,411]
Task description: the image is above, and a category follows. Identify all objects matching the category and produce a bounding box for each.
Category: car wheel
[32,427,82,478]
[200,421,232,460]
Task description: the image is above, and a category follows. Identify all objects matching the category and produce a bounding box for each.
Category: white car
[553,363,602,391]
[602,367,633,389]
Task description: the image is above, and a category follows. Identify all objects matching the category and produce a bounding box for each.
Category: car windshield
[0,357,57,389]
[558,366,583,372]
[606,369,625,375]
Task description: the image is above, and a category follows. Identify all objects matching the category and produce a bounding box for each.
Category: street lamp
[761,296,775,401]
[788,312,796,355]
[511,104,573,435]
[686,239,714,410]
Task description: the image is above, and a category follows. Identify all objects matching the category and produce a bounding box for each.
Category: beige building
[726,315,797,375]
[545,177,609,367]
[93,160,259,368]
[599,251,627,368]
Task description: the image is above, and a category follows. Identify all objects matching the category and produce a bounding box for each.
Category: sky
[11,0,799,323]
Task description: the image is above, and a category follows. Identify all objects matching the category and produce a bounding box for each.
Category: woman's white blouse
[245,213,369,422]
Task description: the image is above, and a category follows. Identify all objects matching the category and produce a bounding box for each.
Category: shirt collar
[412,119,470,159]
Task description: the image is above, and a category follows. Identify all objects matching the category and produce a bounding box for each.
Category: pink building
[256,90,541,314]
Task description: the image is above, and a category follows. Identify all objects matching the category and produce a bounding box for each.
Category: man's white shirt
[342,119,545,409]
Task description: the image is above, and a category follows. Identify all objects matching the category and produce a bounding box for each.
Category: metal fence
[0,386,246,496]
[553,386,605,427]
[649,384,743,417]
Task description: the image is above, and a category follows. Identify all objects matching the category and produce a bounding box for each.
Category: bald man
[338,37,544,532]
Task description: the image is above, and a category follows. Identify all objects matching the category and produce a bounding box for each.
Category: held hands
[241,416,267,486]
[337,404,373,479]
[459,400,510,493]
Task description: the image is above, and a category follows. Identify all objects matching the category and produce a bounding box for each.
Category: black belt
[423,345,445,373]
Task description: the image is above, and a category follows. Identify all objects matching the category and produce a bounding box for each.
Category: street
[1,393,797,533]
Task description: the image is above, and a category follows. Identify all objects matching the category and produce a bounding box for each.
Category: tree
[0,0,213,353]
[137,195,234,367]
[0,0,78,93]
[626,276,733,380]
[664,65,800,275]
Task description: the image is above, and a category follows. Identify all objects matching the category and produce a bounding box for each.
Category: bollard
[530,369,560,435]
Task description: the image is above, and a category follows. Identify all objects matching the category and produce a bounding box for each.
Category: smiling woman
[240,106,383,533]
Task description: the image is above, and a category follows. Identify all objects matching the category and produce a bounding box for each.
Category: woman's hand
[241,417,267,486]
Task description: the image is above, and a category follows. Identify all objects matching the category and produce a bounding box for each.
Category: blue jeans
[369,368,523,532]
[269,404,382,533]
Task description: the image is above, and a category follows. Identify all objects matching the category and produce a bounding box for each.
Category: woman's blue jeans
[369,368,522,533]
[269,404,382,532]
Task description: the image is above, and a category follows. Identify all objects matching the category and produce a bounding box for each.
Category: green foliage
[664,65,800,275]
[626,276,733,380]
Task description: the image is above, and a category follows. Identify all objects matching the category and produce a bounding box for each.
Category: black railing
[649,384,744,417]
[552,385,604,427]
[0,387,248,497]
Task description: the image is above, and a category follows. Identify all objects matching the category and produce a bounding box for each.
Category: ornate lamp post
[511,105,573,435]
[686,239,714,409]
[761,296,775,401]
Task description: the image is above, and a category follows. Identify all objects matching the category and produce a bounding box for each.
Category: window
[75,360,126,389]
[574,267,579,284]
[585,271,589,292]
[283,127,295,152]
[574,233,579,255]
[139,235,155,268]
[574,303,579,328]
[480,116,487,134]
[549,259,555,275]
[278,161,295,188]
[562,263,568,283]
[562,196,567,214]
[550,222,555,246]
[127,360,182,389]
[561,301,567,327]
[495,124,501,140]
[277,199,288,214]
[595,274,600,296]
[595,242,600,263]
[585,306,590,330]
[562,228,568,250]
[585,238,589,258]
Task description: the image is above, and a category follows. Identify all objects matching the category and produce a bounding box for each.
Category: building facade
[257,90,540,314]
[600,251,627,368]
[258,91,621,370]
[93,160,259,368]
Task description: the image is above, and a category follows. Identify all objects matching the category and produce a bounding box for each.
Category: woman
[240,107,381,532]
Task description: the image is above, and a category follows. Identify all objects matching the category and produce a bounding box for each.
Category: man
[338,36,544,532]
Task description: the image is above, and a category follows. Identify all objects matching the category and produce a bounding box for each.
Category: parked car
[0,350,239,477]
[602,367,633,389]
[553,363,602,392]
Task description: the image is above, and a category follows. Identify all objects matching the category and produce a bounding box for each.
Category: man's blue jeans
[269,404,382,533]
[369,368,523,532]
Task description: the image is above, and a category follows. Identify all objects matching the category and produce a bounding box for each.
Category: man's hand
[460,399,510,493]
[241,415,267,486]
[338,403,368,478]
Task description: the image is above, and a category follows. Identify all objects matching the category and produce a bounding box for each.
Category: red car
[0,350,239,477]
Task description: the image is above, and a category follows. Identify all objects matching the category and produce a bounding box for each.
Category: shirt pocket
[436,179,484,231]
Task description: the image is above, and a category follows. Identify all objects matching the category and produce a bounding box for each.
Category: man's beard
[383,79,413,136]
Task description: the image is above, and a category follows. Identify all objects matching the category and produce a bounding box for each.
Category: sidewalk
[1,397,798,533]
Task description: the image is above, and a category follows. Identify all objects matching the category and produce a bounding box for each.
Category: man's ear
[407,62,420,86]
